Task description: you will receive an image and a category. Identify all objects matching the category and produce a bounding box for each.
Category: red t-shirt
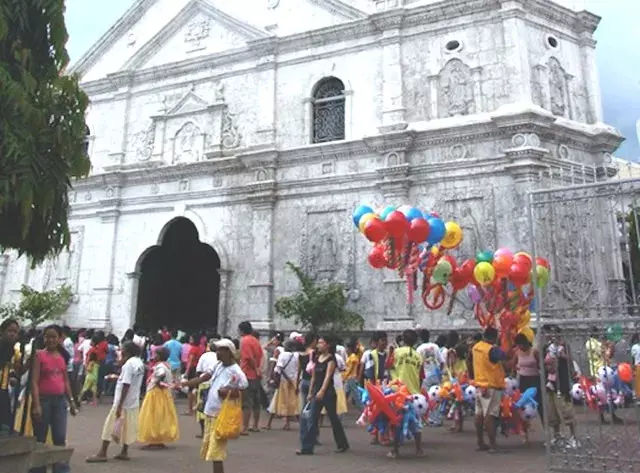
[240,335,263,380]
[94,341,108,362]
[37,350,67,396]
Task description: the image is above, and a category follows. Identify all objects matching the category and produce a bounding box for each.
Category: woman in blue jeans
[31,325,78,473]
[296,336,349,455]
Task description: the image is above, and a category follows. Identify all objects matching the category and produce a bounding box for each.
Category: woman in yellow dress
[137,347,179,449]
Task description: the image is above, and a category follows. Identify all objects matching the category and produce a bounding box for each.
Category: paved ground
[67,398,549,473]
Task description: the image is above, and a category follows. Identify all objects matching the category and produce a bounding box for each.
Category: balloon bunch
[495,378,540,436]
[356,381,426,444]
[426,378,474,423]
[352,204,463,307]
[462,248,551,350]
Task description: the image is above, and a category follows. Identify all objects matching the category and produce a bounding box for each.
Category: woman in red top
[185,334,202,415]
[31,325,78,473]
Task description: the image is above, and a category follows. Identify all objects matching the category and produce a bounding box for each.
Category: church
[0,0,624,336]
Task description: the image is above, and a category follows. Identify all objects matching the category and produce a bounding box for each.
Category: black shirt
[299,353,311,381]
[312,354,335,393]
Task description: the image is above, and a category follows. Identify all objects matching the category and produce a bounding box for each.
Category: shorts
[242,379,261,412]
[547,394,575,427]
[475,388,503,418]
[200,415,227,462]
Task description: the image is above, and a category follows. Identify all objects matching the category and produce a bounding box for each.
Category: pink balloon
[494,248,514,259]
[467,285,482,304]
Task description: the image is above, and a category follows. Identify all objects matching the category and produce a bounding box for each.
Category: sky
[63,0,640,160]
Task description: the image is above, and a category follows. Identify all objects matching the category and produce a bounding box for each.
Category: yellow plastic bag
[214,394,242,440]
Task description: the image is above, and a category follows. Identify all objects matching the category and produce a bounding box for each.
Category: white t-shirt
[203,362,248,416]
[132,334,146,349]
[275,351,299,382]
[360,349,373,371]
[417,342,445,377]
[196,351,218,373]
[333,354,345,390]
[113,357,145,410]
[632,343,640,365]
[78,338,92,364]
[62,338,74,371]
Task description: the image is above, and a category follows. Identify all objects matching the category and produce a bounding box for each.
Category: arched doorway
[135,217,221,332]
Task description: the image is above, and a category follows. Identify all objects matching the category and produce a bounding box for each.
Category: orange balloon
[492,255,512,277]
[618,363,633,383]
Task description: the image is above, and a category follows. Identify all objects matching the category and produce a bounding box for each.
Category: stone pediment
[124,0,270,71]
[163,89,213,117]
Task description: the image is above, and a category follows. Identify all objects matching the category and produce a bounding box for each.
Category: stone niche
[133,84,242,165]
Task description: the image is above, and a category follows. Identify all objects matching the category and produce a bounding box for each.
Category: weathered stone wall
[0,1,623,336]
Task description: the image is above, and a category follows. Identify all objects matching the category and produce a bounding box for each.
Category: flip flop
[113,454,130,461]
[85,456,108,463]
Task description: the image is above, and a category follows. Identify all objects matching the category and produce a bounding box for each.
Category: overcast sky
[64,0,640,160]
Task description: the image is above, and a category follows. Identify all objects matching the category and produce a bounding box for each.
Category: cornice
[363,130,415,154]
[236,147,278,170]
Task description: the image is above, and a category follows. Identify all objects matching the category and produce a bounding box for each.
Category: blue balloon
[406,207,423,221]
[379,205,395,221]
[352,205,373,228]
[426,217,446,244]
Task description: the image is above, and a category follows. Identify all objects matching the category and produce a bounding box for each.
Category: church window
[312,77,345,144]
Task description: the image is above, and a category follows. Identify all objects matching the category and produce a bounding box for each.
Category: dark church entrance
[135,217,221,333]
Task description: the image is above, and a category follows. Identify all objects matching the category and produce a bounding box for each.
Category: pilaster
[106,72,134,165]
[576,11,603,123]
[372,9,408,132]
[498,0,532,103]
[364,130,415,201]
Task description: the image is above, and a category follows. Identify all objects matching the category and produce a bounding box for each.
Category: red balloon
[459,259,476,279]
[407,218,430,243]
[492,255,512,277]
[442,255,458,270]
[384,211,409,239]
[536,257,550,269]
[368,245,386,269]
[364,218,387,243]
[509,263,529,286]
[513,253,532,271]
[618,363,633,383]
[450,268,468,290]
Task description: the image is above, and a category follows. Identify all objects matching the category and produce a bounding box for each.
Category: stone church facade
[0,0,624,335]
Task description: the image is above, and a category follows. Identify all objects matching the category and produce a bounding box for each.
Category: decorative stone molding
[448,144,468,160]
[97,209,120,224]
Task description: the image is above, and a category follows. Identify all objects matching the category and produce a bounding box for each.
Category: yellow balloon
[431,246,441,258]
[441,221,463,249]
[516,310,531,330]
[358,213,376,233]
[518,326,535,344]
[473,262,495,286]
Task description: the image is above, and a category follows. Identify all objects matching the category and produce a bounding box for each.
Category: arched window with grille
[312,77,345,144]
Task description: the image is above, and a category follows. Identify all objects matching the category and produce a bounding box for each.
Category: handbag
[271,353,293,387]
[214,392,242,440]
[299,401,314,437]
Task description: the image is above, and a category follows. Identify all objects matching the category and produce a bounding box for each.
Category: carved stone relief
[178,179,190,192]
[548,57,568,117]
[212,175,223,188]
[448,144,468,160]
[185,19,210,49]
[173,121,201,163]
[299,207,355,287]
[322,162,334,175]
[255,169,268,182]
[84,192,92,201]
[150,184,159,195]
[132,121,155,161]
[438,59,475,118]
[221,108,241,149]
[348,161,358,173]
[557,144,570,160]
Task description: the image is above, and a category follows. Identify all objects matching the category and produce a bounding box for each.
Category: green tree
[0,1,91,266]
[0,284,72,327]
[274,262,364,333]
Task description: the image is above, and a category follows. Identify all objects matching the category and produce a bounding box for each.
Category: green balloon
[606,324,623,342]
[536,266,550,288]
[432,260,453,284]
[476,250,494,264]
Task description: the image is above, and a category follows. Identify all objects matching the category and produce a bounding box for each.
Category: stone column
[218,269,231,335]
[247,196,275,332]
[498,1,532,102]
[576,12,603,123]
[106,72,133,165]
[377,11,408,133]
[92,208,121,331]
[124,271,141,331]
[254,43,277,145]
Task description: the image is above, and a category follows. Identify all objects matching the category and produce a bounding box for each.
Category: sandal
[85,456,108,463]
[248,427,261,433]
[113,454,130,461]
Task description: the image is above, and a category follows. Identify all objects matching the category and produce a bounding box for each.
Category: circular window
[445,40,462,53]
[546,35,559,49]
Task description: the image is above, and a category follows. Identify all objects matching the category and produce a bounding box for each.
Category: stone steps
[0,436,74,473]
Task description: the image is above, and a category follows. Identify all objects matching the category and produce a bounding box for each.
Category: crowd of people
[1,317,639,473]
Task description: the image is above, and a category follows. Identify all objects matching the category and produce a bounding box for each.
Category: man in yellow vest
[472,327,507,453]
